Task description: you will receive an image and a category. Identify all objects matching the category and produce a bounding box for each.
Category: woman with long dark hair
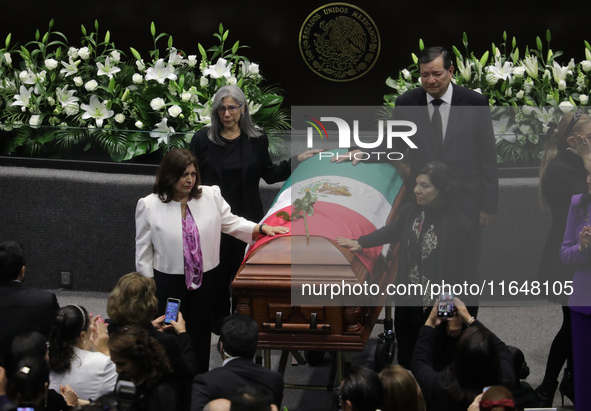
[48,305,116,401]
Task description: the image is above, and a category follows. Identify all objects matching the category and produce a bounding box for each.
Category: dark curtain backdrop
[0,1,588,106]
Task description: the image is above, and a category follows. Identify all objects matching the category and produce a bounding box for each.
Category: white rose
[111,50,121,63]
[132,73,144,84]
[168,105,182,118]
[516,90,524,99]
[200,76,208,87]
[559,100,575,113]
[64,103,79,116]
[73,76,84,87]
[582,61,591,73]
[136,59,145,72]
[522,105,534,116]
[29,115,41,126]
[580,94,589,105]
[68,47,79,59]
[486,73,498,86]
[187,55,197,67]
[78,47,90,60]
[46,96,55,106]
[513,66,525,78]
[44,58,58,70]
[249,63,259,75]
[181,92,191,102]
[114,113,125,123]
[558,79,567,91]
[4,53,11,65]
[135,120,144,129]
[227,76,237,85]
[84,80,98,91]
[150,97,166,110]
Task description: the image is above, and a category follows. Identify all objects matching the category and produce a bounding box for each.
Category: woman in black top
[337,162,479,368]
[190,85,320,328]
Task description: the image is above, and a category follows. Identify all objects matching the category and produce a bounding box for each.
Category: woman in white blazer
[135,148,288,373]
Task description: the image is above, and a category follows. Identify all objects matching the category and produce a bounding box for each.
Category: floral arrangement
[0,20,289,161]
[384,31,591,165]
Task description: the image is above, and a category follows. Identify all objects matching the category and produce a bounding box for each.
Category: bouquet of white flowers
[384,31,591,165]
[0,20,289,161]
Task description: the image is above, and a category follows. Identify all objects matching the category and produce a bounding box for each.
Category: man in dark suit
[0,241,59,350]
[336,46,498,229]
[191,314,284,411]
[395,46,498,228]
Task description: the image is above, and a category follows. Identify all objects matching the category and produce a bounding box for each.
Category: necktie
[431,98,443,148]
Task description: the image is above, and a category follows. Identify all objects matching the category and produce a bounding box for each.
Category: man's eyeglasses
[217,104,243,114]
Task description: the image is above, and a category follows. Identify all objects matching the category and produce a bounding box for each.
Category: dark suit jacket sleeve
[357,203,412,248]
[191,374,213,411]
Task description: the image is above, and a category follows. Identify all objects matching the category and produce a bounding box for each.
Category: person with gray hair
[190,85,321,328]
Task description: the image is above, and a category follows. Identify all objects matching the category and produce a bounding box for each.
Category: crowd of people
[1,45,590,411]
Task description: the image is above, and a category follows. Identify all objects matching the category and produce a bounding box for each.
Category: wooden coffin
[233,152,407,352]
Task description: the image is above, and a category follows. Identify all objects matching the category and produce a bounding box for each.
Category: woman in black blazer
[190,85,320,328]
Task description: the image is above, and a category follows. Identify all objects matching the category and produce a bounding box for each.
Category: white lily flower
[516,90,524,99]
[136,59,146,72]
[150,118,174,145]
[581,61,591,73]
[81,95,114,127]
[194,104,212,125]
[248,100,261,115]
[492,115,517,143]
[145,59,177,84]
[533,107,556,127]
[168,48,183,66]
[485,59,513,82]
[3,52,11,65]
[202,58,233,79]
[522,56,538,79]
[552,61,570,85]
[60,58,80,77]
[56,86,79,108]
[11,85,33,111]
[96,57,121,79]
[456,59,473,82]
[19,70,37,84]
[402,69,412,81]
